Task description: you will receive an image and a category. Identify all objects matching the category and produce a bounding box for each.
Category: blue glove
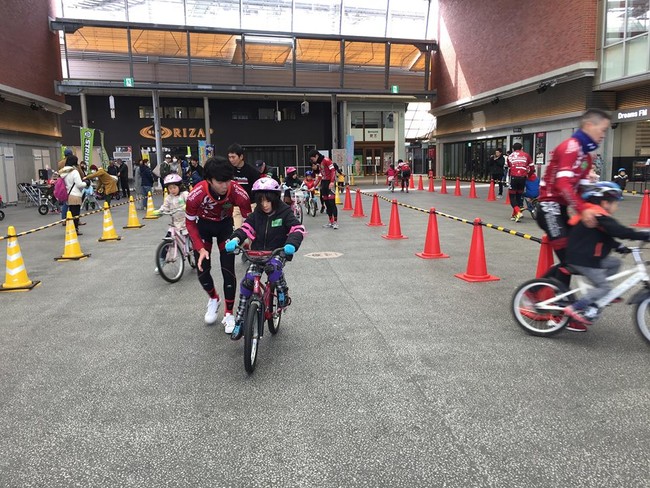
[283,244,296,256]
[225,238,239,253]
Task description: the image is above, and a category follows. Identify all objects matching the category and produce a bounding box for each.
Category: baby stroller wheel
[38,204,49,216]
[0,210,4,221]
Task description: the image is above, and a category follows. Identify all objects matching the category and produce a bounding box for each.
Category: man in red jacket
[309,149,339,229]
[507,143,535,222]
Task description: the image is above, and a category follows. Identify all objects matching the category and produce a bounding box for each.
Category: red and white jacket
[185,180,252,251]
[507,150,534,178]
[539,137,592,213]
[320,157,337,182]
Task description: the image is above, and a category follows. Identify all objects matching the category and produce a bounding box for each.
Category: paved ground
[1,184,649,487]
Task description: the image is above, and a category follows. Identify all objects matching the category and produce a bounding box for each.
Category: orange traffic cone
[454,178,462,196]
[98,201,121,242]
[417,175,424,191]
[366,194,385,227]
[123,196,145,229]
[428,177,435,193]
[455,218,500,282]
[633,190,650,227]
[352,189,366,218]
[487,180,496,201]
[440,177,448,194]
[144,191,159,220]
[504,191,511,205]
[381,200,407,240]
[409,174,415,189]
[56,211,90,261]
[416,208,449,259]
[535,234,555,278]
[469,178,478,198]
[1,226,40,291]
[343,186,353,211]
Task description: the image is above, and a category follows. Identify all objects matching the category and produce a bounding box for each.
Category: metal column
[80,93,88,129]
[203,97,211,145]
[331,94,338,150]
[152,90,163,170]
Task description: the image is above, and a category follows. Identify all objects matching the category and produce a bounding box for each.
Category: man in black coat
[117,159,130,198]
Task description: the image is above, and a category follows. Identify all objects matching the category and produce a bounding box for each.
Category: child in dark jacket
[225,177,306,340]
[564,181,650,328]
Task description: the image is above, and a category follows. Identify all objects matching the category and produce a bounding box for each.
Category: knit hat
[90,164,98,171]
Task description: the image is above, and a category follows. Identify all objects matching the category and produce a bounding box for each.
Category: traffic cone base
[366,194,385,226]
[56,212,90,261]
[1,226,41,291]
[416,209,449,259]
[381,200,407,239]
[124,196,145,229]
[455,218,500,282]
[98,202,122,242]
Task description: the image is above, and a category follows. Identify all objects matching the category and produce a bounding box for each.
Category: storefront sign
[615,107,650,122]
[513,127,522,133]
[139,125,211,140]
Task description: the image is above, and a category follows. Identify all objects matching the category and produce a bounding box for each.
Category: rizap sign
[615,107,650,122]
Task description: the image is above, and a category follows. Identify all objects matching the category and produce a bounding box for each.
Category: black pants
[120,179,130,198]
[320,179,337,220]
[536,201,571,286]
[509,176,526,209]
[491,174,504,195]
[194,218,237,304]
[68,204,81,231]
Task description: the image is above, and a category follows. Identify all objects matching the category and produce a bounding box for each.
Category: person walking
[58,156,89,234]
[227,143,260,228]
[309,149,338,228]
[506,143,535,222]
[117,159,130,199]
[139,160,154,210]
[489,148,506,198]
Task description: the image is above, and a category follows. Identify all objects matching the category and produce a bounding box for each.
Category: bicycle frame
[538,247,650,312]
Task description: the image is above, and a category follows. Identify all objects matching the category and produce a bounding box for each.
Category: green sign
[124,77,134,88]
[390,85,399,94]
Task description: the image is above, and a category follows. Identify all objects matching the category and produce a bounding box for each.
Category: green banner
[80,127,95,167]
[99,130,110,169]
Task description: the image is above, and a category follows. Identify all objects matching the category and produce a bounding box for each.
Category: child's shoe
[204,297,221,325]
[515,212,523,223]
[222,313,236,334]
[563,305,592,328]
[230,320,243,341]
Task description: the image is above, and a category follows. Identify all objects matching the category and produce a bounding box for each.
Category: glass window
[383,112,394,129]
[258,108,275,120]
[341,0,388,37]
[243,0,293,32]
[605,0,626,45]
[351,111,364,128]
[387,0,430,39]
[186,0,240,29]
[139,106,154,118]
[162,106,188,119]
[603,43,626,80]
[187,107,205,119]
[128,0,185,25]
[293,0,342,35]
[626,34,649,75]
[627,0,650,38]
[232,111,251,120]
[364,112,381,129]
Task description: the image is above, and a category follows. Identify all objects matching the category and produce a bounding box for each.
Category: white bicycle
[512,244,650,343]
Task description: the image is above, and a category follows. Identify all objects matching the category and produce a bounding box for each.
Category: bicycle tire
[294,203,303,224]
[511,278,570,336]
[156,240,184,283]
[244,300,262,373]
[635,297,650,344]
[38,204,49,216]
[267,284,282,335]
[310,199,317,217]
[186,239,196,269]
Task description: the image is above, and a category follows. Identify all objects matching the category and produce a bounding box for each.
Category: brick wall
[0,0,64,102]
[434,0,598,106]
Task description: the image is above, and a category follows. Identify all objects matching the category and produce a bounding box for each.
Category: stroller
[17,182,59,215]
[523,174,540,220]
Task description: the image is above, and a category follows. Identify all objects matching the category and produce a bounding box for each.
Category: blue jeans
[141,186,152,209]
[60,202,68,220]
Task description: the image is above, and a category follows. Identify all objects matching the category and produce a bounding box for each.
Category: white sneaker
[332,222,339,229]
[323,222,333,228]
[222,313,236,334]
[204,298,220,325]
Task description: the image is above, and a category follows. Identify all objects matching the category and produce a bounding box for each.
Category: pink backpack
[54,177,70,202]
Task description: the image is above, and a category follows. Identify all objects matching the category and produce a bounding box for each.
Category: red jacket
[507,150,534,178]
[539,137,592,213]
[320,157,336,182]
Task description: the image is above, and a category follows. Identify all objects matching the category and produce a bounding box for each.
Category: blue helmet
[582,181,623,202]
[618,167,626,172]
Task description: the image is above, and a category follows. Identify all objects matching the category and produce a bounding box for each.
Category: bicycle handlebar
[230,245,285,263]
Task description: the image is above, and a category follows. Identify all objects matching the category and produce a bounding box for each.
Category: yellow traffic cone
[163,187,168,200]
[335,185,341,205]
[98,202,122,242]
[55,212,90,261]
[144,191,159,220]
[1,226,40,291]
[123,196,145,229]
[350,174,355,186]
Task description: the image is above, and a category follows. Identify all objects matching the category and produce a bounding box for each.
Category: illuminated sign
[139,125,213,140]
[615,107,650,121]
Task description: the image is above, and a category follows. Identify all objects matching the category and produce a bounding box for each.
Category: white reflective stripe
[65,238,79,245]
[7,253,22,262]
[7,265,25,275]
[186,214,198,221]
[556,170,575,178]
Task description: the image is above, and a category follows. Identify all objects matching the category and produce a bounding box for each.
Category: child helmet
[618,167,626,172]
[305,170,313,176]
[581,181,623,202]
[164,173,182,186]
[252,176,282,194]
[285,166,297,174]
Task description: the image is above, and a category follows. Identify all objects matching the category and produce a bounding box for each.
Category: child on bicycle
[386,163,397,192]
[564,181,650,328]
[153,174,189,273]
[225,177,305,340]
[283,166,301,205]
[302,170,318,210]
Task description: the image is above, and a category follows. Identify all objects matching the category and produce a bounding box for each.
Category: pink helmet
[252,176,281,193]
[285,166,297,174]
[164,173,182,186]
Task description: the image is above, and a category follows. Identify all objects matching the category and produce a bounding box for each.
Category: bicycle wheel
[512,278,570,336]
[186,238,196,269]
[156,240,184,283]
[0,210,4,221]
[310,199,317,217]
[635,296,650,344]
[294,203,303,224]
[244,300,262,373]
[38,204,49,215]
[267,284,283,335]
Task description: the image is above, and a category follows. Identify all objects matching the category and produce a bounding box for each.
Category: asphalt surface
[1,184,649,487]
